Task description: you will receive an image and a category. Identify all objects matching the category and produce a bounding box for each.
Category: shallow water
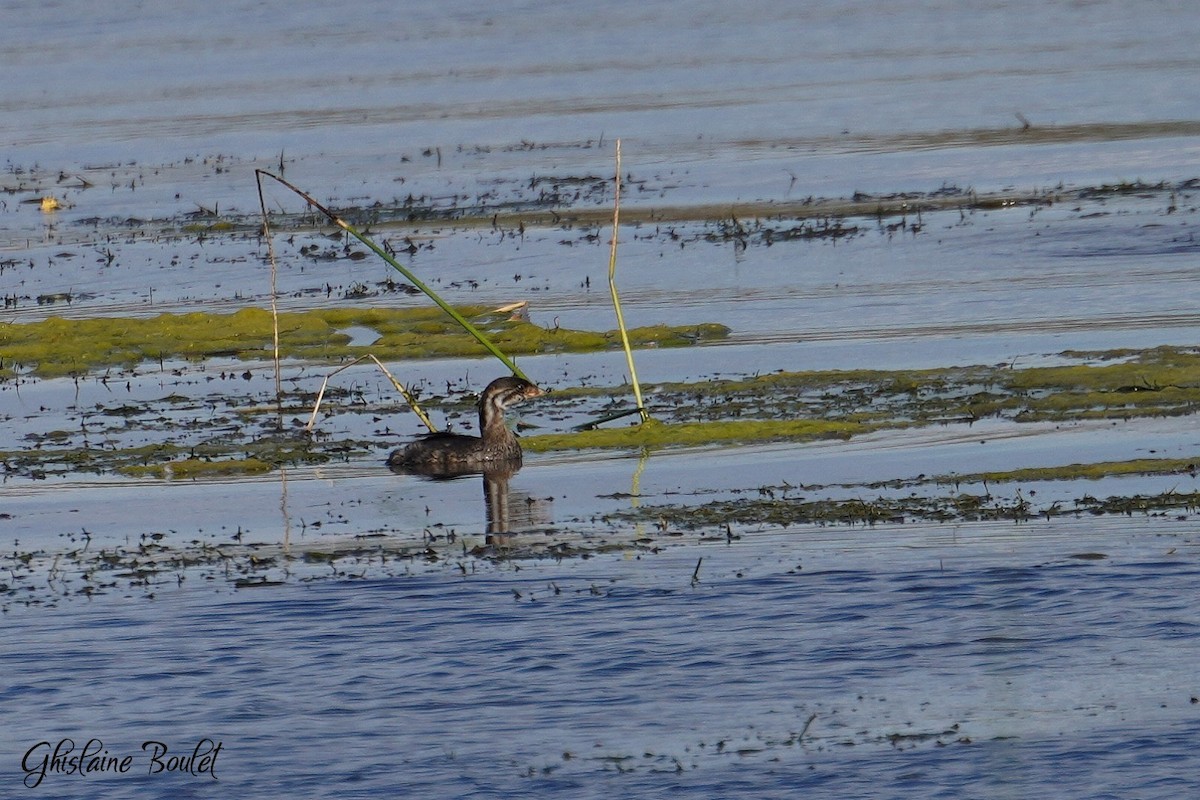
[5,0,1200,796]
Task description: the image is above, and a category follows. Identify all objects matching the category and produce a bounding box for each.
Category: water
[6,0,1200,227]
[5,0,1200,795]
[4,522,1200,798]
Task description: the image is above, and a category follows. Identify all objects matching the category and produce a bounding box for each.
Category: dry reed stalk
[607,140,649,423]
[255,173,285,426]
[304,354,437,433]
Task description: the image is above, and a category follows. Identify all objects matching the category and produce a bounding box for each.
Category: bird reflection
[388,458,542,541]
[482,464,518,536]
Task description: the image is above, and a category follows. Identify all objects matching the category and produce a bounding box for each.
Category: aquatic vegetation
[953,457,1198,486]
[1,426,348,480]
[523,417,868,452]
[633,347,1200,427]
[1003,348,1200,421]
[522,346,1200,455]
[5,343,1200,481]
[119,457,274,479]
[0,307,730,378]
[612,485,1200,531]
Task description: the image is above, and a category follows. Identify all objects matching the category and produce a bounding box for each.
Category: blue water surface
[3,524,1199,798]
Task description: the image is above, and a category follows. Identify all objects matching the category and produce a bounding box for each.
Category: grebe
[386,376,543,477]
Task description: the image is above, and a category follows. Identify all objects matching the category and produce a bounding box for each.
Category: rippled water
[4,522,1200,798]
[6,0,1200,796]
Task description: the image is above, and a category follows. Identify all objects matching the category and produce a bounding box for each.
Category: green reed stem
[255,170,529,382]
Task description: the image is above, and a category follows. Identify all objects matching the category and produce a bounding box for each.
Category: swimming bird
[386,376,544,477]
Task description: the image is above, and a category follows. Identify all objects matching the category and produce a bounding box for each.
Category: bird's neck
[478,396,515,443]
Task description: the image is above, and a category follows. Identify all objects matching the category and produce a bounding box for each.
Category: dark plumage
[387,376,544,477]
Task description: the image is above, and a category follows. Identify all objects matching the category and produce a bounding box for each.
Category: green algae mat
[524,345,1200,449]
[0,306,729,378]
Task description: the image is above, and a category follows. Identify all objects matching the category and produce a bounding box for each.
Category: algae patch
[519,345,1200,455]
[0,307,729,377]
[953,457,1199,486]
[119,457,274,479]
[523,417,868,452]
[637,346,1200,428]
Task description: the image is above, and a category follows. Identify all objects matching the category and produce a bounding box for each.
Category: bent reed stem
[254,169,530,383]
